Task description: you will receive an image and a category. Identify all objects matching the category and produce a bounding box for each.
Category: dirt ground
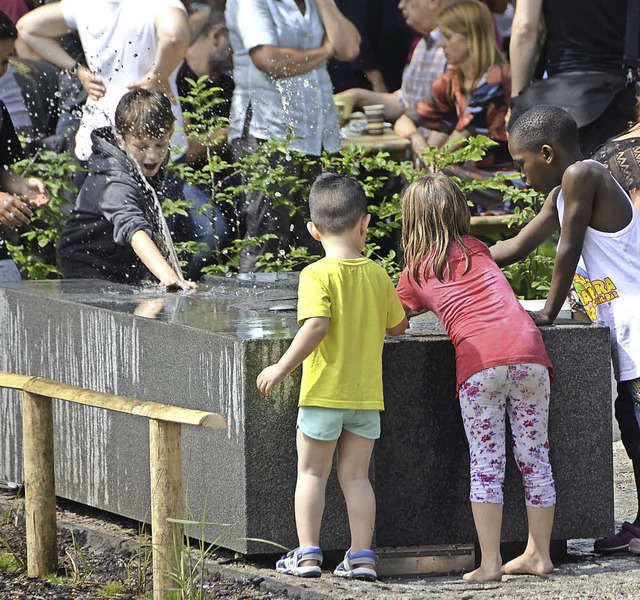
[1,441,640,599]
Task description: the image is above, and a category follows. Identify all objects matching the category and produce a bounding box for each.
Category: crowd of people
[0,0,636,282]
[0,0,638,585]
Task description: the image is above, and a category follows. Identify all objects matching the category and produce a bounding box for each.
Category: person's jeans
[166,180,228,280]
[0,258,22,282]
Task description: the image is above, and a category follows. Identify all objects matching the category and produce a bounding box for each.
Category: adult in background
[0,47,62,149]
[592,108,640,216]
[508,0,636,156]
[17,0,190,162]
[173,5,234,277]
[178,6,234,169]
[0,9,50,281]
[226,0,360,273]
[327,0,413,94]
[394,0,512,215]
[338,0,454,125]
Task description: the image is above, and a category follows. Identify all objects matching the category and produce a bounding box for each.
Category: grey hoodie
[57,127,168,285]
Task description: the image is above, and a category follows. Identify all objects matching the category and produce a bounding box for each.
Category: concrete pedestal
[0,279,614,553]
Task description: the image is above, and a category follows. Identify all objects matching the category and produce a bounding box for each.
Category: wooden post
[22,391,58,577]
[149,419,184,600]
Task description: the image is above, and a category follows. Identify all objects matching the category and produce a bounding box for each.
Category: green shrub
[4,81,554,299]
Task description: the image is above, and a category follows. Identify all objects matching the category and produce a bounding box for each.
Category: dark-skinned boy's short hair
[114,89,176,140]
[509,105,580,153]
[308,173,368,234]
[0,10,17,41]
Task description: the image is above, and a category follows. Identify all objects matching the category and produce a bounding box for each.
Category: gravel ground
[1,441,639,599]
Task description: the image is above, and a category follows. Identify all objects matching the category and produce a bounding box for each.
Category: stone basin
[0,278,614,554]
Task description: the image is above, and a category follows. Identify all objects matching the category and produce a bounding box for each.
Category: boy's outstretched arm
[491,190,560,267]
[533,164,596,325]
[257,317,330,397]
[130,230,196,290]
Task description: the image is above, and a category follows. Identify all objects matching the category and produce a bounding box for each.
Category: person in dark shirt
[177,5,234,169]
[173,6,234,277]
[327,0,412,93]
[509,0,635,156]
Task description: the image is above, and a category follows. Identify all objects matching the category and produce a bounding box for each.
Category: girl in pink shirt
[396,173,555,582]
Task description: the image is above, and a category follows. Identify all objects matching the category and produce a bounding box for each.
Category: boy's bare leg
[502,505,555,575]
[464,502,503,581]
[336,430,376,569]
[295,429,337,566]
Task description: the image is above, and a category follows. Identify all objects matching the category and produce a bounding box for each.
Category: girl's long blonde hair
[439,0,505,93]
[401,173,471,285]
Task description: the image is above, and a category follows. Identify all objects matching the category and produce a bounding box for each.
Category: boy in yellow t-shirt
[257,173,407,582]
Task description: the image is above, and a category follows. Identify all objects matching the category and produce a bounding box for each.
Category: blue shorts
[297,406,381,441]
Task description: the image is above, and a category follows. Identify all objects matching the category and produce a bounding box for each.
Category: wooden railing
[0,371,227,600]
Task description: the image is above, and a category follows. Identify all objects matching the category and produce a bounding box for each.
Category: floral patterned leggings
[458,363,556,507]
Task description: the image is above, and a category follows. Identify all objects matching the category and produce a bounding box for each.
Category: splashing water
[117,131,183,277]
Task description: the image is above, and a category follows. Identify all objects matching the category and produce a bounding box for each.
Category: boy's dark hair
[0,10,17,41]
[308,173,368,234]
[114,89,176,140]
[509,105,580,153]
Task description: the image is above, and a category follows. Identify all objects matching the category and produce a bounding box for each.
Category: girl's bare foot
[463,566,502,582]
[502,553,553,576]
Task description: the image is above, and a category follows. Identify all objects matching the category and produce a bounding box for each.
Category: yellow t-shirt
[297,257,406,410]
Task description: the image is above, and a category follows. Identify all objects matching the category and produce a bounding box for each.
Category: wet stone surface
[1,441,639,599]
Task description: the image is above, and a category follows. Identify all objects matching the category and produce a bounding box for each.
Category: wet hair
[0,10,17,41]
[509,105,581,154]
[438,0,504,92]
[401,172,470,284]
[308,173,368,234]
[114,89,176,140]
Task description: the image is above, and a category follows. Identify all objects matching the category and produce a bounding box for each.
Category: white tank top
[557,159,640,381]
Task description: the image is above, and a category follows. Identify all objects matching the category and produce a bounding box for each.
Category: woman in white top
[226,0,360,272]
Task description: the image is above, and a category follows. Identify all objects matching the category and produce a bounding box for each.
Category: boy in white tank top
[492,104,640,556]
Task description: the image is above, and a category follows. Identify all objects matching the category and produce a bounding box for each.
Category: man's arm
[129,7,190,98]
[256,317,330,397]
[535,164,597,324]
[16,4,73,68]
[339,88,404,120]
[509,0,543,98]
[250,38,335,77]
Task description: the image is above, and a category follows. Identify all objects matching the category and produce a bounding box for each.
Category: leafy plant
[0,491,26,572]
[166,498,230,600]
[7,148,83,279]
[99,580,127,596]
[119,522,153,596]
[64,530,94,587]
[4,76,554,299]
[0,552,20,573]
[498,185,556,299]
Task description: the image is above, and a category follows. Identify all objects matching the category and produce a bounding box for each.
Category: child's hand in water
[160,276,197,292]
[257,364,287,397]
